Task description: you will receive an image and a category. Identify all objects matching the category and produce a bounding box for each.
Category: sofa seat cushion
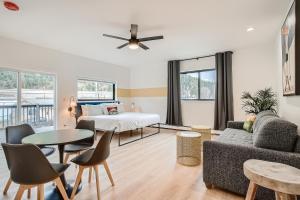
[217,128,253,146]
[254,117,298,152]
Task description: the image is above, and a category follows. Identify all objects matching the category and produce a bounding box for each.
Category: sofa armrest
[203,141,300,197]
[227,121,244,129]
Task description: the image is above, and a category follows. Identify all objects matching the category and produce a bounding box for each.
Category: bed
[75,101,161,146]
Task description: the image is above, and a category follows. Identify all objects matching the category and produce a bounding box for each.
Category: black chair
[1,143,70,200]
[63,120,96,164]
[70,128,116,200]
[3,124,55,197]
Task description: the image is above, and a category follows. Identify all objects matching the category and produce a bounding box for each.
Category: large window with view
[0,69,56,131]
[77,79,115,101]
[180,69,216,100]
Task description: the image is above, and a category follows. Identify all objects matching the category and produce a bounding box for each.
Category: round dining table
[22,129,94,200]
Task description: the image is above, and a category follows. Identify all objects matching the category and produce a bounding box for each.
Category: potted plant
[241,88,278,115]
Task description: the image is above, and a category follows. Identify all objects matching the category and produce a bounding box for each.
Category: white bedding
[78,112,160,133]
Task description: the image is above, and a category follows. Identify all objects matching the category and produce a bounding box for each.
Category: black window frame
[180,68,216,101]
[77,79,116,102]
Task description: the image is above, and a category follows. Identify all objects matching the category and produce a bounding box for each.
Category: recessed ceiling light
[247,27,255,32]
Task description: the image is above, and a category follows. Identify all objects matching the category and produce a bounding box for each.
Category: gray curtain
[214,51,234,130]
[166,60,183,126]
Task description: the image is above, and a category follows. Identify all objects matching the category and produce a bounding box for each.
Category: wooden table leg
[245,181,258,200]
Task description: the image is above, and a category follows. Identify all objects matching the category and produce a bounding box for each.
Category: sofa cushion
[252,110,278,133]
[217,128,253,146]
[294,135,300,153]
[253,117,298,152]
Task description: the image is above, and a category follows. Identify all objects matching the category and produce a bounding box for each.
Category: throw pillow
[107,106,118,115]
[243,115,256,133]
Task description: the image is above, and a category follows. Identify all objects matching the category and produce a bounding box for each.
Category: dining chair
[70,128,116,200]
[1,143,70,200]
[63,120,96,164]
[3,124,56,197]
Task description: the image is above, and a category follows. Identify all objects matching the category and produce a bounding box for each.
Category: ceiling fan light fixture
[128,42,139,50]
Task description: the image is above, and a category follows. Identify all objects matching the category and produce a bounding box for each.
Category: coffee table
[244,159,300,200]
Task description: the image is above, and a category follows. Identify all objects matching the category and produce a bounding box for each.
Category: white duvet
[78,112,160,133]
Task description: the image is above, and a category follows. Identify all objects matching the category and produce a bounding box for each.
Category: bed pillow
[102,103,118,115]
[117,103,125,113]
[107,106,118,115]
[81,105,104,116]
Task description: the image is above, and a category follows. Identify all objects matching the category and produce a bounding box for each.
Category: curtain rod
[179,54,215,62]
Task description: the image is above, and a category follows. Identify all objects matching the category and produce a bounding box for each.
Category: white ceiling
[0,0,291,68]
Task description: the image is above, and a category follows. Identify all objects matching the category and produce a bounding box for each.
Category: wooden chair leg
[14,185,26,200]
[37,184,44,200]
[3,177,12,195]
[245,181,258,200]
[27,188,31,199]
[275,192,297,200]
[103,160,115,186]
[88,167,93,183]
[54,178,69,200]
[94,165,101,200]
[64,153,70,164]
[71,166,84,199]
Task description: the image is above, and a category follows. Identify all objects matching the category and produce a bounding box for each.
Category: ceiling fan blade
[130,24,138,38]
[139,36,164,42]
[103,34,128,41]
[117,43,129,49]
[138,43,149,50]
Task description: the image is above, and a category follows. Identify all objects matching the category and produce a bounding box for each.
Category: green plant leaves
[241,88,278,114]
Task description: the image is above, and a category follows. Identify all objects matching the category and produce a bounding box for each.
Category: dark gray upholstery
[6,124,55,157]
[64,120,95,153]
[294,136,300,153]
[1,143,69,185]
[227,121,244,130]
[203,113,300,200]
[218,128,253,146]
[254,117,298,152]
[252,110,277,133]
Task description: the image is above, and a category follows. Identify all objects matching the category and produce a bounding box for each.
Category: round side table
[244,159,300,200]
[191,125,211,151]
[176,131,201,166]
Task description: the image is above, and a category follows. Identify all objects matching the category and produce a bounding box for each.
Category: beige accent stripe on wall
[118,87,167,98]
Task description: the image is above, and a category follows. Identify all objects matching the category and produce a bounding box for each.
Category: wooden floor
[0,128,243,200]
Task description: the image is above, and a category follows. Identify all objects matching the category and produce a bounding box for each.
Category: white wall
[130,63,167,122]
[130,42,278,127]
[0,37,130,129]
[232,42,278,120]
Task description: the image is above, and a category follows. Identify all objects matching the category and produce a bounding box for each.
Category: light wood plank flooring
[0,128,243,200]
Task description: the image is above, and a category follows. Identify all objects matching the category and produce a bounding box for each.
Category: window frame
[77,78,116,102]
[180,68,216,101]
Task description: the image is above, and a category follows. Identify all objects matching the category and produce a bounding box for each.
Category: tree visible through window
[180,69,216,100]
[77,79,115,100]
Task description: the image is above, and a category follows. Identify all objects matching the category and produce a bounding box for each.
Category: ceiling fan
[103,24,164,50]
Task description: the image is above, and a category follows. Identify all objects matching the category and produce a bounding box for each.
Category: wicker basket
[176,131,201,166]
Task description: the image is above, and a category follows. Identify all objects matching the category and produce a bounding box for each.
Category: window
[0,68,56,130]
[77,79,115,101]
[180,69,216,100]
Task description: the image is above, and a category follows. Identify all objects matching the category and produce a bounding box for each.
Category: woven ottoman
[176,131,201,166]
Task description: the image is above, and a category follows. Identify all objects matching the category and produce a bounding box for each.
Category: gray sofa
[203,111,300,200]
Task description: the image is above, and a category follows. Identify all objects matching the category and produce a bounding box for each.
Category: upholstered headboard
[75,100,119,122]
